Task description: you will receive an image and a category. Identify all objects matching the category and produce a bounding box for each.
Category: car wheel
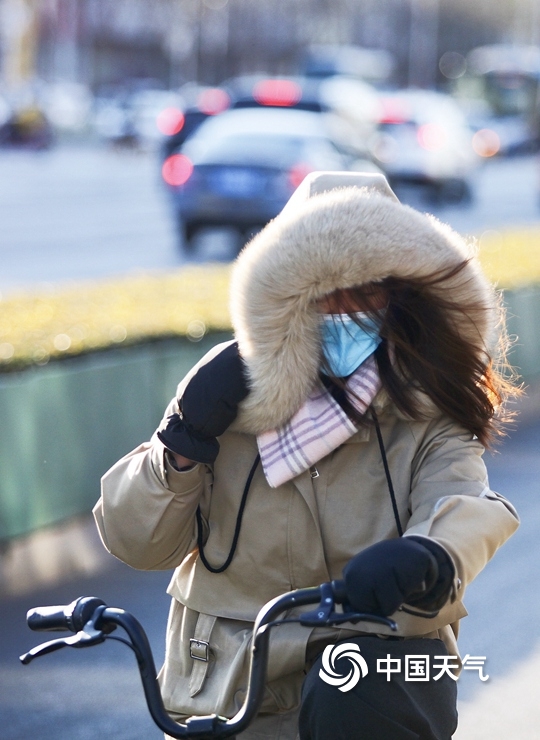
[175,215,200,256]
[185,222,202,243]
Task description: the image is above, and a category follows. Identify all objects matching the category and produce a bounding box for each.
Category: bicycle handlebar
[27,596,108,633]
[21,580,398,739]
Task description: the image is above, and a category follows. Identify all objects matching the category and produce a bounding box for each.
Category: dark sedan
[161,107,351,254]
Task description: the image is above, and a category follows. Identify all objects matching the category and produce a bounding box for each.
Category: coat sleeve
[93,342,236,570]
[403,415,519,599]
[93,396,210,570]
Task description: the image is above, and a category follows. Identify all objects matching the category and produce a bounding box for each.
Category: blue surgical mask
[320,312,382,377]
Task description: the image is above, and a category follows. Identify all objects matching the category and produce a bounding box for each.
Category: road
[0,560,169,739]
[1,411,539,739]
[0,143,539,294]
[0,144,179,295]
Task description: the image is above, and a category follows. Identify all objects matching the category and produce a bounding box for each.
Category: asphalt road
[1,411,539,739]
[1,557,170,739]
[0,143,539,294]
[0,144,178,295]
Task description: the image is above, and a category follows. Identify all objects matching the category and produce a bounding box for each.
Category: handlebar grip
[27,605,73,632]
[27,596,106,633]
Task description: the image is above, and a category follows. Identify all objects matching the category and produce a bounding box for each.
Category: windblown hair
[325,262,519,448]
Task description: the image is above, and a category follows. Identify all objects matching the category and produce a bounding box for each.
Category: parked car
[161,106,366,252]
[370,89,478,203]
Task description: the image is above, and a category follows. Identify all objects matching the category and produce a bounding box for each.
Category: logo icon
[319,643,368,692]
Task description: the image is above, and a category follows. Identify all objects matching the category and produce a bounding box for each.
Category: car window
[184,134,338,167]
[186,109,327,140]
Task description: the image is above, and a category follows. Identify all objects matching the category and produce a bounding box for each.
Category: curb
[0,513,113,597]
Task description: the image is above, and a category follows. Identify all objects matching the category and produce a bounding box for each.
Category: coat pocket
[159,598,253,719]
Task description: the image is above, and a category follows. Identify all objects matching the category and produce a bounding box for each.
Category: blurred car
[160,86,231,160]
[94,85,184,150]
[370,89,478,203]
[129,89,185,146]
[0,106,54,150]
[455,44,540,155]
[317,76,383,157]
[227,75,327,112]
[161,107,359,251]
[225,74,381,159]
[302,44,394,84]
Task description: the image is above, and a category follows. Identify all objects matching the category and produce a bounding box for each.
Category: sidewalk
[0,513,111,597]
[455,643,540,738]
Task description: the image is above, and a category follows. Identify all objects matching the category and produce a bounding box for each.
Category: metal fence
[0,333,231,541]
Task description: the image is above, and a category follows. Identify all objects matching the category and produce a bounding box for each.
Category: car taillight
[162,154,194,186]
[156,107,185,136]
[253,79,302,107]
[197,88,230,115]
[472,128,500,157]
[378,99,410,124]
[288,163,313,189]
[417,123,447,151]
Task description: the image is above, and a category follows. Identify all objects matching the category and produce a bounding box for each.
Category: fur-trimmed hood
[230,172,498,435]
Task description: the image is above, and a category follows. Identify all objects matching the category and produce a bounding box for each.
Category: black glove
[157,342,249,464]
[343,536,454,617]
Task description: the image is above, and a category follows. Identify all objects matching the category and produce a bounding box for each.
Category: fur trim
[230,185,498,434]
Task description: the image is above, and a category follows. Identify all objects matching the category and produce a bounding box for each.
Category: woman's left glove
[157,342,249,464]
[343,536,455,617]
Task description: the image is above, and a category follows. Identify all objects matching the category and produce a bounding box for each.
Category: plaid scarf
[257,354,381,488]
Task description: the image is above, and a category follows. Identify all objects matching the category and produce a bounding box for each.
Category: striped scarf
[257,354,381,488]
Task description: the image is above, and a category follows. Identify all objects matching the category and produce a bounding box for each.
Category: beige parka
[94,173,519,739]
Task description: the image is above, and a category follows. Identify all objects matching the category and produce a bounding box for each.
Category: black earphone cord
[196,405,404,574]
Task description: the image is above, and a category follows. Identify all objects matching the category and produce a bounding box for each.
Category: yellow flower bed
[0,224,539,371]
[0,264,232,370]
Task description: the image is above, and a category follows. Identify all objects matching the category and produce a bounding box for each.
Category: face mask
[320,312,382,377]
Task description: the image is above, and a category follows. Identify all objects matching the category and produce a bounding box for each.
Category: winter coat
[94,173,519,738]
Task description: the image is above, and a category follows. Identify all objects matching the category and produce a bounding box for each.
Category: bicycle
[20,579,398,739]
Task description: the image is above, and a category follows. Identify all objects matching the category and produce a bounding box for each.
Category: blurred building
[0,0,539,92]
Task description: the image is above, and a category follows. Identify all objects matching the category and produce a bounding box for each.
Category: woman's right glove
[343,536,455,617]
[157,342,249,464]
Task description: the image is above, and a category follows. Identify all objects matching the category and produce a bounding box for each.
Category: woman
[94,171,519,739]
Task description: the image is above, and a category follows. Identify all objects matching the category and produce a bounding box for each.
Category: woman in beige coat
[94,172,519,739]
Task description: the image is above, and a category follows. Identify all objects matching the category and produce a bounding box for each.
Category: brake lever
[20,615,107,665]
[314,612,398,631]
[298,582,398,631]
[298,582,335,625]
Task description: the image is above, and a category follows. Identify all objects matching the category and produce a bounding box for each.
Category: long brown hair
[321,261,520,447]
